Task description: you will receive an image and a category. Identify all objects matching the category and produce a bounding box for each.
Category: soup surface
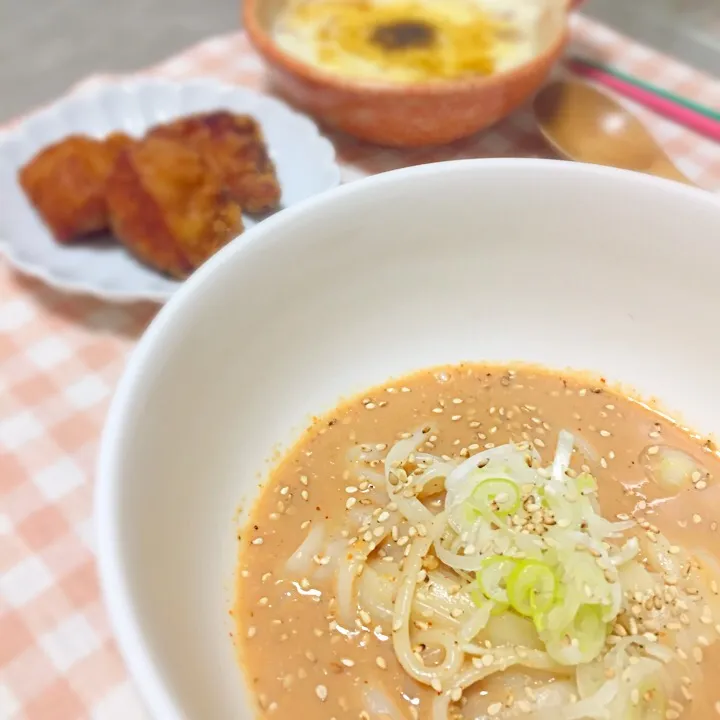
[236,365,720,719]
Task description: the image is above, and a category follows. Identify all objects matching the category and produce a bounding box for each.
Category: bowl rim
[243,0,570,97]
[95,158,716,719]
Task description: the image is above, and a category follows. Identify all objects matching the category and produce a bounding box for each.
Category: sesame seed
[315,685,328,702]
[258,597,269,606]
[251,538,264,545]
[376,657,387,669]
[488,702,503,716]
[693,514,703,524]
[647,446,659,455]
[600,430,611,437]
[247,627,256,638]
[346,498,357,510]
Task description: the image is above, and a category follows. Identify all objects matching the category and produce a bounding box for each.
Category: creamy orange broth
[235,364,720,719]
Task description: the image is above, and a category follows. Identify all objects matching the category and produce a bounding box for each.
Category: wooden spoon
[534,79,696,186]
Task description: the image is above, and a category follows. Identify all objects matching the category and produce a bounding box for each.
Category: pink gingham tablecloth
[2,16,720,720]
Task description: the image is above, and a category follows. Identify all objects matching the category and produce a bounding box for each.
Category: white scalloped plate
[0,78,341,303]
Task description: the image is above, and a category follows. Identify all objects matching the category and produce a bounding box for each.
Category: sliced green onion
[624,668,668,720]
[469,588,508,615]
[544,592,581,633]
[476,555,518,604]
[544,604,608,665]
[463,504,481,524]
[507,560,557,618]
[575,472,598,494]
[632,682,666,720]
[573,604,607,654]
[470,587,486,608]
[490,600,509,616]
[468,478,521,516]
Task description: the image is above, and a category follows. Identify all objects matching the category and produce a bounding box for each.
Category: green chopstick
[571,56,720,123]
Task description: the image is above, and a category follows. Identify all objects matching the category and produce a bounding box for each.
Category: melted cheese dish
[273,0,562,83]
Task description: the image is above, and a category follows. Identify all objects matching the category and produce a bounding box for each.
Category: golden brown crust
[104,132,135,161]
[105,136,243,279]
[150,111,282,213]
[19,134,132,243]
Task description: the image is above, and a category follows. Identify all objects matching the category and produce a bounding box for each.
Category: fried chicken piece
[150,111,281,213]
[104,132,134,160]
[19,133,133,243]
[105,136,243,279]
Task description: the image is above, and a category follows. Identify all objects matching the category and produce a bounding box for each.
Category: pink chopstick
[567,59,720,143]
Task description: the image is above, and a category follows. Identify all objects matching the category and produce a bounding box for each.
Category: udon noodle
[236,365,720,719]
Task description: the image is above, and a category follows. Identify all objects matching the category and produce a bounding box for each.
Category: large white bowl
[97,159,720,719]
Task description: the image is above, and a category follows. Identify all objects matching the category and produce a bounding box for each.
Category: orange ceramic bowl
[244,0,575,147]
